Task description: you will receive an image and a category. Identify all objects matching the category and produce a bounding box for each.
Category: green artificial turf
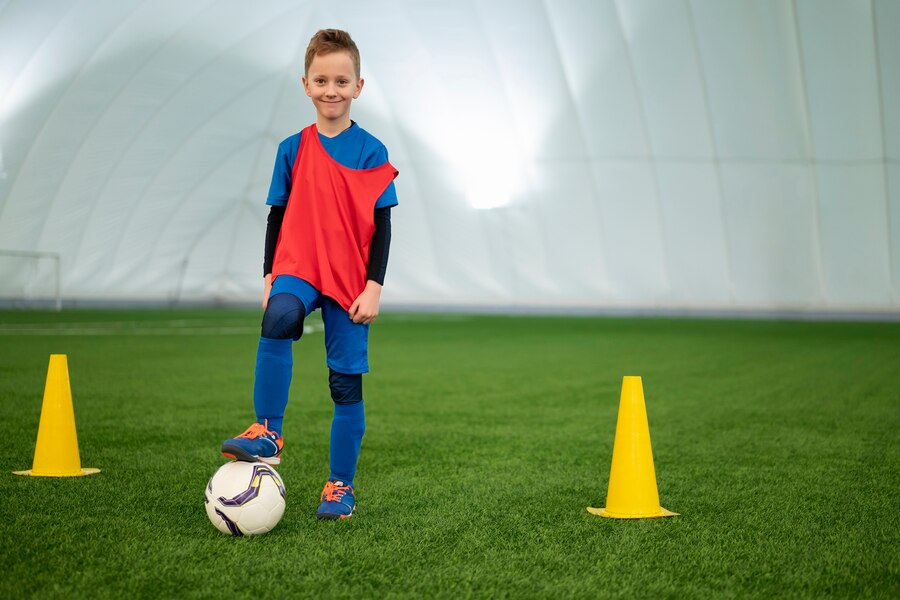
[0,309,898,599]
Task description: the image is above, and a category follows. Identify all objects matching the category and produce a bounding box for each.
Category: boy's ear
[302,76,311,96]
[353,78,365,99]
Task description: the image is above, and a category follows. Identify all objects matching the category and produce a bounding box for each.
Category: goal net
[0,250,61,310]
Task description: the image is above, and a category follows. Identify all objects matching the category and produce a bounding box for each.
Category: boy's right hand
[262,273,273,310]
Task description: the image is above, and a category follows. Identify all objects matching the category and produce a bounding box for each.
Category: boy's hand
[348,281,382,325]
[262,273,273,310]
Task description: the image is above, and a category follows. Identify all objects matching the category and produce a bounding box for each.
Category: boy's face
[302,51,363,126]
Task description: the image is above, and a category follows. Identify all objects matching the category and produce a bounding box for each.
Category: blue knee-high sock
[329,400,365,486]
[253,336,293,435]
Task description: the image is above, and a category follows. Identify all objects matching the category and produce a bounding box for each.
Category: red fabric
[272,124,398,311]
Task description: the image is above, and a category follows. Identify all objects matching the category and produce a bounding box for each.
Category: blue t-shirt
[266,122,398,209]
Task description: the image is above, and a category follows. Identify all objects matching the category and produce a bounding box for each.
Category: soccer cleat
[316,480,355,520]
[221,420,284,465]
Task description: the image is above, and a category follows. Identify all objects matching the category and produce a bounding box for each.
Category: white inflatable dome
[1,0,897,314]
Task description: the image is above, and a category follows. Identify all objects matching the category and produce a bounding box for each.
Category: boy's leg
[252,293,307,434]
[317,372,364,519]
[327,369,365,485]
[317,297,369,519]
[222,284,319,464]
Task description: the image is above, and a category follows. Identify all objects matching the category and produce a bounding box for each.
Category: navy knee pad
[261,293,306,340]
[329,369,363,405]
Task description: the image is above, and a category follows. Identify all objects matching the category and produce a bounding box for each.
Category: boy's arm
[263,274,273,310]
[262,205,285,310]
[262,136,296,310]
[366,207,391,284]
[349,207,391,324]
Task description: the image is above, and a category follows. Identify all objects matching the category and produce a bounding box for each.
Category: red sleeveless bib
[272,124,398,311]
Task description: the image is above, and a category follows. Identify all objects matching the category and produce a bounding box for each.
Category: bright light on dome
[453,144,524,211]
[459,159,518,210]
[421,103,526,211]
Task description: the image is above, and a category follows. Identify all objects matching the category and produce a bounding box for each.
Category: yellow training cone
[587,376,676,518]
[13,355,100,477]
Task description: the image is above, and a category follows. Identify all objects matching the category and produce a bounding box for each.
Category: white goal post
[0,249,62,311]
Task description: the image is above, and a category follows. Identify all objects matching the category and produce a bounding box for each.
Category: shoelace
[237,421,275,440]
[321,481,352,503]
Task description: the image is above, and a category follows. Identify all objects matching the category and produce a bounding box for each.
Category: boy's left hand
[349,281,382,325]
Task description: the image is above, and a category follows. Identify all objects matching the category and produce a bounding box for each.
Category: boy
[221,29,398,520]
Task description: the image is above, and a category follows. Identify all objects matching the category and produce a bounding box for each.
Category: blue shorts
[270,275,370,374]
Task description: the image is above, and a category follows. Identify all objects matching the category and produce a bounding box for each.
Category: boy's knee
[329,369,363,404]
[261,293,306,340]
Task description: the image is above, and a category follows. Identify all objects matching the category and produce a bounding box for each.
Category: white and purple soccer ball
[205,461,286,536]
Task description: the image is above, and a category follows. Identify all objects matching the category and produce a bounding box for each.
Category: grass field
[1,309,898,599]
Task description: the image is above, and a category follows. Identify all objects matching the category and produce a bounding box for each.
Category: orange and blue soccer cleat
[221,420,284,465]
[316,480,355,520]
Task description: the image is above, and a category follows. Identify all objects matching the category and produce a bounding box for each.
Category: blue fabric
[260,293,306,340]
[329,369,363,404]
[253,337,293,435]
[266,122,398,209]
[329,400,366,486]
[270,275,370,374]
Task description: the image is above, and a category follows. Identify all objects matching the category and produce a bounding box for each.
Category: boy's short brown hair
[304,29,361,78]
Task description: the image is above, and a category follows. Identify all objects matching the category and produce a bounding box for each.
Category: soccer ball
[205,461,286,536]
